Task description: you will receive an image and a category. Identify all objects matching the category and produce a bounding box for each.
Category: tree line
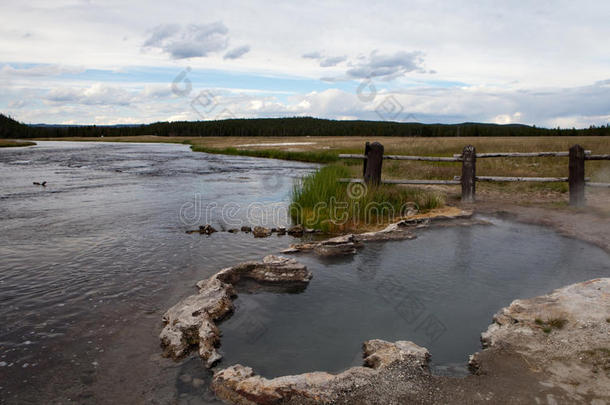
[1,114,609,139]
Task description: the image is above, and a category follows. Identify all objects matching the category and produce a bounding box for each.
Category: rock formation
[471,277,610,402]
[252,226,272,238]
[282,209,474,255]
[160,256,312,367]
[211,339,430,405]
[207,278,610,404]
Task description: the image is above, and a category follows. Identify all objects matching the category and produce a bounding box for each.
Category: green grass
[190,145,339,163]
[290,165,444,232]
[536,317,568,334]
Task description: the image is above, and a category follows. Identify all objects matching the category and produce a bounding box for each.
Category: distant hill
[0,114,30,138]
[1,114,608,138]
[30,123,141,128]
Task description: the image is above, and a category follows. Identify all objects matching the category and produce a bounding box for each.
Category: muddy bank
[210,278,610,404]
[474,201,610,253]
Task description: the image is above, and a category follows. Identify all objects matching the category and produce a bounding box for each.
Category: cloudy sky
[1,0,609,127]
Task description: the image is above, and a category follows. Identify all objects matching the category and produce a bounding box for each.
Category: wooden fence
[339,142,610,206]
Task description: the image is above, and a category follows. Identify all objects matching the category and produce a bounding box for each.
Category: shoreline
[24,137,610,251]
[0,140,36,147]
[161,214,610,404]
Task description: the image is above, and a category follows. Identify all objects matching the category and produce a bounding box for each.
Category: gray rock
[160,256,311,367]
[252,226,272,238]
[211,339,429,404]
[283,235,363,256]
[199,225,217,235]
[287,225,304,236]
[472,278,610,401]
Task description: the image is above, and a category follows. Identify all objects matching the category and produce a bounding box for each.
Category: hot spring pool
[218,217,610,377]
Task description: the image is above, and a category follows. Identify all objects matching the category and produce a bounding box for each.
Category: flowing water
[0,141,316,404]
[1,141,609,404]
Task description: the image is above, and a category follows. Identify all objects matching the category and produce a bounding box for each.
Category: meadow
[0,140,36,147]
[36,135,610,225]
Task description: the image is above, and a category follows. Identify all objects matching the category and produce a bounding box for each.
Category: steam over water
[1,141,608,403]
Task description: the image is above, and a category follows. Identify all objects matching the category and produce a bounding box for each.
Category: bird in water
[33,181,47,186]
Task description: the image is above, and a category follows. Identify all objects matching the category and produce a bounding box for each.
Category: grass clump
[290,165,444,232]
[535,317,568,334]
[190,145,338,163]
[548,318,567,329]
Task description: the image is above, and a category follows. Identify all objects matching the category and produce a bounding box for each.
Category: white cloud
[1,1,610,126]
[301,52,347,68]
[224,45,250,60]
[345,51,428,80]
[493,112,522,125]
[45,83,136,106]
[319,56,346,68]
[0,64,85,77]
[142,22,229,59]
[2,74,608,127]
[302,51,322,60]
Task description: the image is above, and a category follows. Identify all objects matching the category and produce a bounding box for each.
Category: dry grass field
[0,140,36,147]
[37,135,610,212]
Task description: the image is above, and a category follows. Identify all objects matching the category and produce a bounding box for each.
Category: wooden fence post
[461,145,476,202]
[362,142,371,177]
[364,142,384,185]
[569,144,585,206]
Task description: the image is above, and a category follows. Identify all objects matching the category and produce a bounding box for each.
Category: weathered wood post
[362,142,371,177]
[461,145,476,202]
[569,144,585,207]
[364,142,384,186]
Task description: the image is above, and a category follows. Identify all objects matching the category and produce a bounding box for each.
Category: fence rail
[587,154,610,160]
[451,151,592,158]
[339,153,462,162]
[339,142,610,206]
[339,178,461,185]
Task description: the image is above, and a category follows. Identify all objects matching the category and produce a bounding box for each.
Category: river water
[1,141,609,404]
[0,141,316,404]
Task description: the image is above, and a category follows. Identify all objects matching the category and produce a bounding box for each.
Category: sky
[1,0,609,127]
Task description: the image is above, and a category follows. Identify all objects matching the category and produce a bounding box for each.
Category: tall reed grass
[290,165,444,232]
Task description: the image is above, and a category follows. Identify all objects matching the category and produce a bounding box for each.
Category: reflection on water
[219,218,610,378]
[0,141,316,404]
